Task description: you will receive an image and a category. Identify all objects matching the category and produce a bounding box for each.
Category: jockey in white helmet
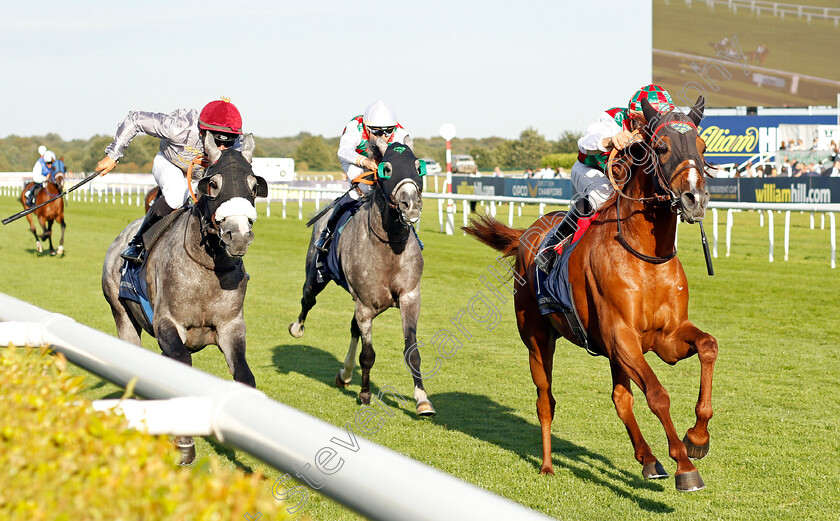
[316,101,411,256]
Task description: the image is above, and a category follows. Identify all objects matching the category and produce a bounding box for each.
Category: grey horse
[289,137,435,416]
[102,133,267,463]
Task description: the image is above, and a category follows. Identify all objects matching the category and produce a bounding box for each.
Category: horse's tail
[462,213,524,258]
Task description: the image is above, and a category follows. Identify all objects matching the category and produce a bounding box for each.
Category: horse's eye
[210,181,219,191]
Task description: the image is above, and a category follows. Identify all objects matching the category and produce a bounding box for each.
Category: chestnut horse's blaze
[464,96,718,492]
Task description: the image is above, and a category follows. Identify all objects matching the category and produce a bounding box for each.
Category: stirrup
[120,243,145,262]
[535,247,557,273]
[315,233,332,253]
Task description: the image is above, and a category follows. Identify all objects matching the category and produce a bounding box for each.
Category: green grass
[1,194,838,520]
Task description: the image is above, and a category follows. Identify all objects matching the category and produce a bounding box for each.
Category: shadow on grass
[431,391,674,513]
[270,343,418,413]
[271,343,359,398]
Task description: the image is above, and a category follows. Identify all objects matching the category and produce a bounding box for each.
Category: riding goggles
[368,126,397,137]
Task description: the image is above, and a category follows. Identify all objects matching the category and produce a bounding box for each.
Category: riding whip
[2,169,104,225]
[699,221,714,276]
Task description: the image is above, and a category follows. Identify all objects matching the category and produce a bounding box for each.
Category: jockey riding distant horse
[464,96,718,492]
[20,170,66,255]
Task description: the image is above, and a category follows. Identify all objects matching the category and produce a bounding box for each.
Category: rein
[605,131,679,264]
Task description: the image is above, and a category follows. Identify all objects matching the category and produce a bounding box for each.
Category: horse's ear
[241,133,255,164]
[204,132,222,164]
[689,95,705,127]
[403,134,414,152]
[641,97,659,130]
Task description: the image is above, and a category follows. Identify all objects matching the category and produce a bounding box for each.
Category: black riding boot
[535,198,593,273]
[121,196,174,262]
[315,192,358,253]
[26,184,42,207]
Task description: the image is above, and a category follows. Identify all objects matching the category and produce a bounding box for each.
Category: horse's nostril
[683,192,696,206]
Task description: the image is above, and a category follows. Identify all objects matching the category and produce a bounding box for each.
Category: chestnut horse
[464,96,718,492]
[20,173,66,255]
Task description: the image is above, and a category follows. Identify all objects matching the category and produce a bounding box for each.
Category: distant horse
[464,96,718,491]
[289,137,435,416]
[102,133,267,464]
[144,186,161,213]
[20,173,66,255]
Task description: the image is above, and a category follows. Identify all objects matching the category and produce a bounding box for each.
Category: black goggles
[368,126,396,136]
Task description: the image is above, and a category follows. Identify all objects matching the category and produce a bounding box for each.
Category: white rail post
[810,211,815,229]
[726,209,734,257]
[120,184,124,205]
[784,210,790,261]
[760,210,764,227]
[768,210,775,262]
[462,200,469,229]
[508,201,514,227]
[490,201,496,217]
[830,212,836,269]
[712,208,719,258]
[674,220,679,249]
[298,192,303,220]
[539,203,545,217]
[438,198,444,233]
[821,212,825,229]
[519,202,523,217]
[315,191,321,212]
[282,190,287,219]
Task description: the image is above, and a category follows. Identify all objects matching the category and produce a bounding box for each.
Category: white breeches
[571,160,614,211]
[152,153,192,208]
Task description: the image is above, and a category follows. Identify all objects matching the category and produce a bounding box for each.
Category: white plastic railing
[0,293,553,521]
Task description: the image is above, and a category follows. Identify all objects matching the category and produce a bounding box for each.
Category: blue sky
[2,0,652,141]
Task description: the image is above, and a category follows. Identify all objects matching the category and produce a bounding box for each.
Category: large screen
[653,0,840,108]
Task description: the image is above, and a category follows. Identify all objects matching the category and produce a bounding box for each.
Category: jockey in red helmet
[96,97,244,262]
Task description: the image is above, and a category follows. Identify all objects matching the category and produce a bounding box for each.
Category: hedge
[540,153,578,170]
[0,346,290,521]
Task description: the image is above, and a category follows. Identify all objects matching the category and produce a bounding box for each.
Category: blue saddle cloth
[118,260,154,323]
[535,232,582,316]
[322,204,362,291]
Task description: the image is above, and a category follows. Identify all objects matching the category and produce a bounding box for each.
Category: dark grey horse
[102,133,267,463]
[289,137,435,416]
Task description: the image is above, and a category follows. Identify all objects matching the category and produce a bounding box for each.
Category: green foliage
[540,153,578,169]
[554,130,583,154]
[0,346,288,521]
[294,135,339,171]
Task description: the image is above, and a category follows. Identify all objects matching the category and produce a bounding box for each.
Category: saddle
[317,201,363,290]
[117,207,188,322]
[534,213,601,356]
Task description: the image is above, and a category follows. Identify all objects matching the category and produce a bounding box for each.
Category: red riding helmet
[198,98,243,135]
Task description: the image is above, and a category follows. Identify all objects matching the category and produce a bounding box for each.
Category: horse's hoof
[57,246,64,256]
[50,250,57,256]
[416,400,436,416]
[36,244,43,254]
[359,391,371,405]
[335,370,351,388]
[643,461,669,480]
[675,470,705,492]
[289,322,304,338]
[683,434,710,460]
[174,437,196,466]
[539,465,555,475]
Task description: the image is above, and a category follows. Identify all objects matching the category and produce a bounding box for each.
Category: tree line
[0,129,583,174]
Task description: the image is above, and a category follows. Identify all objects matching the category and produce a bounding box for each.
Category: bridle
[367,179,417,245]
[604,117,711,264]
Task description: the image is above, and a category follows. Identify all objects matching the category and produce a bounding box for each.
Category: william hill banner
[698,114,837,165]
[449,175,839,204]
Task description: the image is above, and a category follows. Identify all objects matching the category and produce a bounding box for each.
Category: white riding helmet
[38,145,47,156]
[43,151,56,163]
[363,101,397,128]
